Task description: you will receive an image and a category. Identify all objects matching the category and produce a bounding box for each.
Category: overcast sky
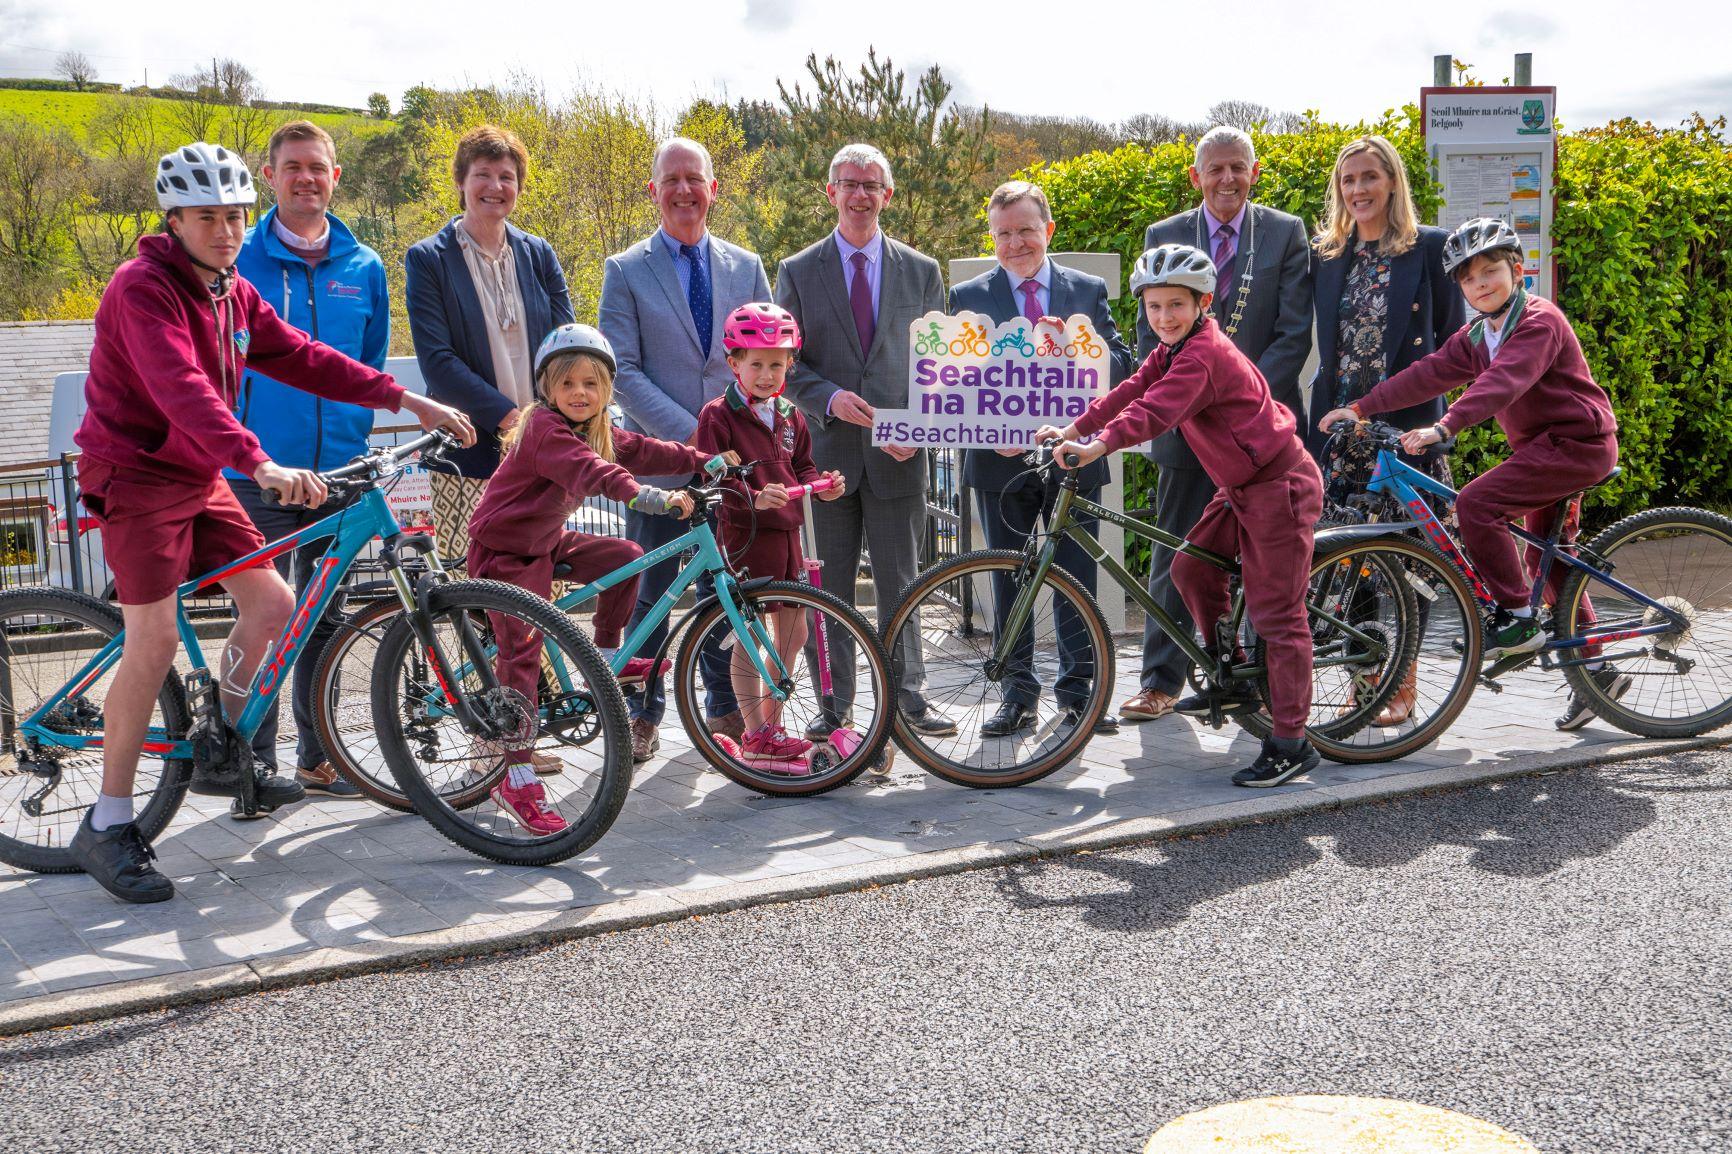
[5,0,1728,130]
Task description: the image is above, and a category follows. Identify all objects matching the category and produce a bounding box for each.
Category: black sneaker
[1556,664,1633,730]
[805,711,851,742]
[1232,736,1320,788]
[1173,681,1263,718]
[1484,611,1544,661]
[68,814,174,904]
[191,763,306,807]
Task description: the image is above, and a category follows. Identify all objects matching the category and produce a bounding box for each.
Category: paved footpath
[0,648,1721,1030]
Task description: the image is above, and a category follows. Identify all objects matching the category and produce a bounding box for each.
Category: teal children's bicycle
[0,432,634,871]
[314,461,896,859]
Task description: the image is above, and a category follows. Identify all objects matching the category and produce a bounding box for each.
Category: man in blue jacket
[227,120,390,803]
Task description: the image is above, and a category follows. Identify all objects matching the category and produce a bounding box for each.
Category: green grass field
[0,88,387,152]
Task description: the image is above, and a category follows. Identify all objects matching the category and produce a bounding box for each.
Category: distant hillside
[0,87,388,152]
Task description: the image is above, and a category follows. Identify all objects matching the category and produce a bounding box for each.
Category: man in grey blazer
[599,137,772,760]
[774,143,954,737]
[1127,126,1314,723]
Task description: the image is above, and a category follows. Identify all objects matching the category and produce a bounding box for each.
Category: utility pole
[1434,54,1452,87]
[1514,53,1533,85]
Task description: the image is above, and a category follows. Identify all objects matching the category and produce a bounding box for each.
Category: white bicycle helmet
[155,142,257,210]
[1130,243,1217,297]
[534,323,617,377]
[1442,217,1522,277]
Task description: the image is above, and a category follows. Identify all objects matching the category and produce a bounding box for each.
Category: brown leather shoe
[295,761,361,798]
[1120,689,1178,722]
[630,717,661,763]
[1372,665,1419,727]
[530,749,564,776]
[708,710,747,743]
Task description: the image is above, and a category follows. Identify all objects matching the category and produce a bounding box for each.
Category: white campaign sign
[871,311,1112,450]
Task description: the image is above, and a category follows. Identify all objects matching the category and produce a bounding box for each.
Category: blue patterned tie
[682,242,713,358]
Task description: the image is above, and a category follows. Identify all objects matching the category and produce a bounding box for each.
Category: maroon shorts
[726,527,804,582]
[79,459,266,605]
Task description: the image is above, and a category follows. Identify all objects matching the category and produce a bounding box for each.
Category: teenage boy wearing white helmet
[1038,243,1324,787]
[1316,217,1626,729]
[67,142,475,903]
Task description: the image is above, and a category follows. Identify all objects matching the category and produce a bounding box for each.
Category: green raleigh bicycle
[882,445,1480,786]
[0,432,635,872]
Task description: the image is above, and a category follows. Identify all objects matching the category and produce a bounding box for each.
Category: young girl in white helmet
[69,143,474,904]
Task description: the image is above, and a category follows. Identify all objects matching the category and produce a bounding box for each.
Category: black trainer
[1173,680,1263,718]
[1232,736,1320,788]
[1556,664,1633,730]
[68,814,174,904]
[190,763,306,808]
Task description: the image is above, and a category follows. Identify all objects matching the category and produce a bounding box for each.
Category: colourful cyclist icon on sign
[1035,329,1063,358]
[1064,322,1104,360]
[991,326,1037,357]
[913,320,947,356]
[949,320,991,356]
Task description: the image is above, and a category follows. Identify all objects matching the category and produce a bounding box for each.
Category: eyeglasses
[833,180,886,195]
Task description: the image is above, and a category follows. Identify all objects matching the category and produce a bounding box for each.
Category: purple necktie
[849,250,875,357]
[1214,224,1237,297]
[1020,278,1042,325]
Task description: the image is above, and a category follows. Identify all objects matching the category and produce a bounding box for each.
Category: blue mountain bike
[0,432,633,870]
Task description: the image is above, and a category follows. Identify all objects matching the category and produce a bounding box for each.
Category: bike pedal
[1477,675,1504,693]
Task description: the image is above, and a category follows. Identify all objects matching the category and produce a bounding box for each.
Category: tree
[76,96,162,277]
[0,119,85,314]
[55,51,96,92]
[1122,112,1204,147]
[1205,100,1305,135]
[367,92,392,119]
[741,49,998,269]
[167,58,276,160]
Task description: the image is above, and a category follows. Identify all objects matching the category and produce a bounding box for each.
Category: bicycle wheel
[673,580,895,796]
[880,549,1112,788]
[1557,506,1732,737]
[0,588,191,872]
[1237,536,1481,763]
[311,597,417,812]
[371,579,632,866]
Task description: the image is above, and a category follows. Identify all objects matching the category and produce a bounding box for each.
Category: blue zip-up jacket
[225,207,391,476]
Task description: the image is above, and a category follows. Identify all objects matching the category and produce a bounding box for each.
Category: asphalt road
[2,749,1728,1154]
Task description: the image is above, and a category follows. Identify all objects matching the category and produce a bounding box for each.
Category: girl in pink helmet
[694,303,845,762]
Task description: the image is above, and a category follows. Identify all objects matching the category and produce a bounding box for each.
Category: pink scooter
[713,476,893,777]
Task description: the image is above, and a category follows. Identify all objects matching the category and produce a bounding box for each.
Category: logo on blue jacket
[325,278,364,300]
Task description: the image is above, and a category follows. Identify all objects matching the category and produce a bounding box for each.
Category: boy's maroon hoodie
[692,384,820,535]
[1073,316,1304,488]
[467,404,707,558]
[75,233,405,485]
[1353,291,1616,449]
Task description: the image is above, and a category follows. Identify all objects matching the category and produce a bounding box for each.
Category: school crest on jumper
[233,327,251,356]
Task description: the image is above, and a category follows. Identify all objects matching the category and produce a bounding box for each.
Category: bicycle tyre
[880,549,1112,788]
[1557,506,1732,738]
[310,597,422,812]
[0,588,191,873]
[673,580,895,796]
[372,579,632,866]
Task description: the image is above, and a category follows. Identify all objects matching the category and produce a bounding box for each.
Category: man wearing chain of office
[1119,125,1315,723]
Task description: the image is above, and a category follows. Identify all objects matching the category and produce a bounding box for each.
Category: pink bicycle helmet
[723,302,802,352]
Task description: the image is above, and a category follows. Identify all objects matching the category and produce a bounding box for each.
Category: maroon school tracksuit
[1074,317,1322,739]
[692,385,821,582]
[1354,291,1618,611]
[468,405,706,757]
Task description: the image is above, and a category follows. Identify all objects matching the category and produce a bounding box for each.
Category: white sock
[90,793,134,831]
[1507,607,1534,619]
[1585,660,1605,671]
[506,763,539,789]
[599,646,618,660]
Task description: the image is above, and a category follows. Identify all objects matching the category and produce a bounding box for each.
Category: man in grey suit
[950,180,1135,738]
[1125,125,1314,723]
[599,137,772,760]
[774,142,954,737]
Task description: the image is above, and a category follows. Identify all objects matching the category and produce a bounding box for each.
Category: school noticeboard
[1422,86,1558,299]
[870,312,1112,450]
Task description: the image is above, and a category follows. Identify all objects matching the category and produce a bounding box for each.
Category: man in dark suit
[775,143,954,737]
[950,181,1135,737]
[1127,126,1314,722]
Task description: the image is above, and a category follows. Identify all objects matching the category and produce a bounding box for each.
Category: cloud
[743,0,797,32]
[1474,9,1561,48]
[1573,72,1732,127]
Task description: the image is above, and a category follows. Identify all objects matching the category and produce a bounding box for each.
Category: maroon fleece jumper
[467,406,706,759]
[1074,318,1321,739]
[1353,292,1619,608]
[692,384,821,580]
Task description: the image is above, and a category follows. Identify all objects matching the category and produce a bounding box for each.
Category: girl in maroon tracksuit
[1318,217,1624,729]
[1042,244,1322,787]
[692,304,845,762]
[467,324,709,833]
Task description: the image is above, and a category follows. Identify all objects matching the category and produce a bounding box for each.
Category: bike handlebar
[262,429,459,507]
[783,476,839,500]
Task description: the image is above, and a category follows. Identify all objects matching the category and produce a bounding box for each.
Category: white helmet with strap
[534,323,617,378]
[1442,217,1521,277]
[1130,243,1218,297]
[155,142,257,210]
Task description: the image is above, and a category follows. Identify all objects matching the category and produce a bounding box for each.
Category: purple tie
[1213,224,1237,295]
[849,250,875,357]
[1020,278,1042,325]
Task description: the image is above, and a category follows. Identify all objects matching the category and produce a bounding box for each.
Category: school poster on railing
[870,311,1111,450]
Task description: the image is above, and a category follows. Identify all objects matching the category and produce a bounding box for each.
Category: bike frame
[23,486,422,763]
[1364,447,1685,659]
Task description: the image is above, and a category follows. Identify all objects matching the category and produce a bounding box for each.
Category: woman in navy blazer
[405,126,573,486]
[1304,135,1464,467]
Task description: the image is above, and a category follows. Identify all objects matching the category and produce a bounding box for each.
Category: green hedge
[1016,109,1732,578]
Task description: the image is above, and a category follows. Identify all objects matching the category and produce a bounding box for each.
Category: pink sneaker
[617,657,672,683]
[741,725,812,761]
[490,779,569,835]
